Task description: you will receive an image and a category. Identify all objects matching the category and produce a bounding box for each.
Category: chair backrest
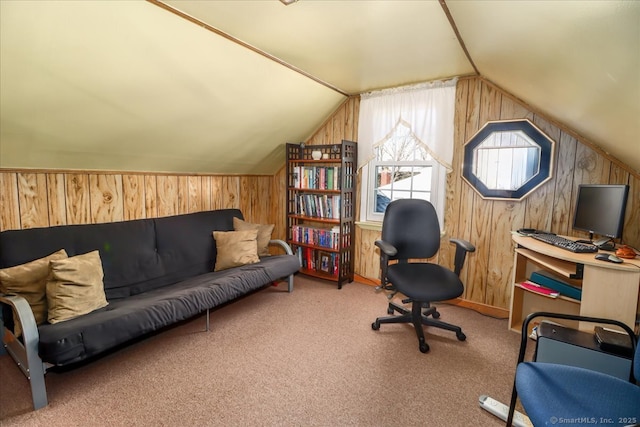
[381,199,441,260]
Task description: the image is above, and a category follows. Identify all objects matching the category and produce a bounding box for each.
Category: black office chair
[371,199,475,353]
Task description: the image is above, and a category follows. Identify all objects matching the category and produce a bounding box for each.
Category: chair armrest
[449,238,475,276]
[374,240,397,257]
[268,239,293,255]
[449,238,475,253]
[375,240,397,291]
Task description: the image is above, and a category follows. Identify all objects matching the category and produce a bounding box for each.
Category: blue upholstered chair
[507,312,640,426]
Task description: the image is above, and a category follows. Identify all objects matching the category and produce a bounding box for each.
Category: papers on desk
[516,280,560,298]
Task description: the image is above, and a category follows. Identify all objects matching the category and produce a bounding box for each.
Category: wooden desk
[509,233,640,333]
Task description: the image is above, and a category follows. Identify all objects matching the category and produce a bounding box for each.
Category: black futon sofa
[0,209,300,410]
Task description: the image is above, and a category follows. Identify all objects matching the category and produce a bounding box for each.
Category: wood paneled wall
[2,81,638,312]
[446,77,640,309]
[0,172,274,232]
[306,78,640,311]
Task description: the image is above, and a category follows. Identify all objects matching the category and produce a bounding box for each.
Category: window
[462,119,555,200]
[361,121,444,226]
[357,79,457,229]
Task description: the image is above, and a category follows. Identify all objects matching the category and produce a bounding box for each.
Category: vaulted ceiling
[1,1,638,175]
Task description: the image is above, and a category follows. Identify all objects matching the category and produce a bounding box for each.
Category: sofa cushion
[0,249,68,335]
[47,251,109,324]
[213,230,260,271]
[145,209,243,295]
[0,210,246,300]
[0,219,159,301]
[37,254,300,366]
[233,217,275,256]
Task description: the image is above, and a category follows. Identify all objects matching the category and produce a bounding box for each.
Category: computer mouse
[595,253,623,264]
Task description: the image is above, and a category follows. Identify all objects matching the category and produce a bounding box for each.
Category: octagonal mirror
[462,119,555,200]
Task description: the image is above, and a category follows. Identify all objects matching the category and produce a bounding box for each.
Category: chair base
[372,300,466,353]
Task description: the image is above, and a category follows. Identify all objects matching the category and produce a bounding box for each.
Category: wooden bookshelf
[285,141,356,288]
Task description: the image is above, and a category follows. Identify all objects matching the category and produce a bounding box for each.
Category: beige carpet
[0,276,522,426]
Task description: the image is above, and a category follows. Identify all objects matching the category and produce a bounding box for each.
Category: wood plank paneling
[444,77,640,308]
[356,227,380,280]
[1,171,277,234]
[222,176,239,209]
[90,174,123,224]
[210,176,224,211]
[313,77,640,310]
[156,175,179,217]
[0,173,20,231]
[177,176,189,214]
[624,174,640,246]
[441,79,469,272]
[255,177,272,225]
[17,173,49,229]
[122,174,145,220]
[486,200,525,307]
[239,176,256,221]
[187,176,203,213]
[457,80,482,294]
[47,173,67,226]
[202,176,212,212]
[144,175,158,218]
[550,132,578,235]
[66,173,90,225]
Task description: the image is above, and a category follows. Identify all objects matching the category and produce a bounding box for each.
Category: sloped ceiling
[1,0,638,175]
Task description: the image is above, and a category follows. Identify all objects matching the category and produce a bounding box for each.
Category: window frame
[366,158,439,223]
[360,142,446,229]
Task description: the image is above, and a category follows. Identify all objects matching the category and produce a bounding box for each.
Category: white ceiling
[1,0,638,175]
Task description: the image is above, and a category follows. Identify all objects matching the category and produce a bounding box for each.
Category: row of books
[516,280,560,298]
[296,247,339,276]
[517,270,582,300]
[295,194,340,219]
[291,166,341,190]
[291,225,340,250]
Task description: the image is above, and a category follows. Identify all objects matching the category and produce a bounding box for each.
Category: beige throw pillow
[213,229,260,271]
[46,250,108,324]
[0,249,68,336]
[233,217,275,256]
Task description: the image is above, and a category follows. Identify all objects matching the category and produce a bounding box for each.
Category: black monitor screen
[572,184,629,239]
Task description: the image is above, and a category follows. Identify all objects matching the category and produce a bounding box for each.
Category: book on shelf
[291,225,340,250]
[295,246,338,276]
[529,270,582,300]
[294,166,341,190]
[292,166,301,188]
[517,280,560,298]
[295,194,340,219]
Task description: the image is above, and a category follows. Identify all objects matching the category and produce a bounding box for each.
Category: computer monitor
[572,184,629,241]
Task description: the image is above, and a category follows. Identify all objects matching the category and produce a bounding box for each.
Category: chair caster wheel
[387,307,394,315]
[372,322,380,330]
[432,311,440,319]
[456,332,466,341]
[419,343,430,353]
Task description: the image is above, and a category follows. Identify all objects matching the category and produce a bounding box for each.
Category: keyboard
[530,233,598,253]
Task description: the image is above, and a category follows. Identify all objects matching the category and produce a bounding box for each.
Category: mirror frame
[462,119,555,201]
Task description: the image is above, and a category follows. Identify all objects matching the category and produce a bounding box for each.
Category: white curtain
[357,78,458,171]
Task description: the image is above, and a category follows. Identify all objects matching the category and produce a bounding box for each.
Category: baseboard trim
[354,274,509,319]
